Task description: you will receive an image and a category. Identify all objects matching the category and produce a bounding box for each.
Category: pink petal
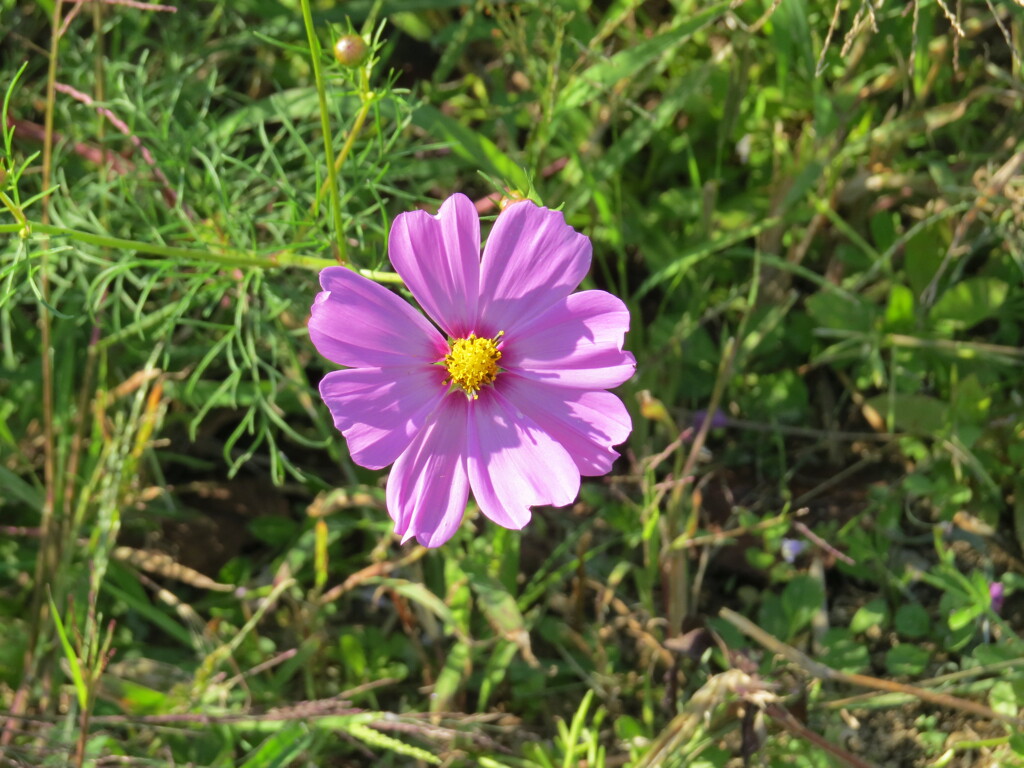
[388,193,480,338]
[497,374,632,476]
[309,267,448,368]
[477,202,591,337]
[386,395,471,548]
[319,366,449,470]
[466,388,580,530]
[501,290,636,389]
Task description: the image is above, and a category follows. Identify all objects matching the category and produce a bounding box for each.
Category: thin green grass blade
[411,105,530,192]
[559,2,731,110]
[238,724,314,768]
[48,593,88,711]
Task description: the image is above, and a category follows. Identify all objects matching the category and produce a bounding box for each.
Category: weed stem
[0,222,403,282]
[720,607,1024,730]
[298,0,346,263]
[0,190,28,232]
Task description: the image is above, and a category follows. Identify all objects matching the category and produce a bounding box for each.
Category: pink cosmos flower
[308,193,635,547]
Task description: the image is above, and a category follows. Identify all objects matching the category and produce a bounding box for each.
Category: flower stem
[315,95,373,211]
[0,222,403,283]
[298,0,346,263]
[0,190,29,232]
[21,0,64,740]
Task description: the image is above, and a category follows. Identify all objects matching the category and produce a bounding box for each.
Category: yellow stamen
[444,333,503,398]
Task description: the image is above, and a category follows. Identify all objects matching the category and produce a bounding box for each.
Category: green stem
[0,190,29,231]
[26,0,64,713]
[298,0,346,263]
[0,222,402,283]
[315,96,373,210]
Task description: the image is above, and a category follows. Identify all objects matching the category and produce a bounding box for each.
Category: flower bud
[498,189,528,210]
[333,35,368,67]
[990,582,1005,614]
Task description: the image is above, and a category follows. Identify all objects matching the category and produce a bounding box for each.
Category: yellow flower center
[444,333,503,398]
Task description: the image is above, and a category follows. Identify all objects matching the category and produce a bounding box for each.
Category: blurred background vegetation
[1,0,1023,765]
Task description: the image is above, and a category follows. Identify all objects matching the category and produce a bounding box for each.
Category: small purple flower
[780,538,807,564]
[990,582,1005,614]
[309,194,635,547]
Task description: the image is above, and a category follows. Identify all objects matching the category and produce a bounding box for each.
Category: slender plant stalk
[662,338,735,634]
[0,189,29,230]
[339,67,374,173]
[73,685,90,767]
[662,248,760,633]
[315,97,373,210]
[720,607,1024,729]
[529,9,565,174]
[0,222,402,282]
[92,0,107,199]
[762,703,877,768]
[39,0,63,491]
[303,56,375,254]
[21,0,66,722]
[298,0,346,262]
[62,0,108,607]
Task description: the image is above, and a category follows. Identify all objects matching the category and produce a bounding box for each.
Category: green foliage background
[1,0,1023,765]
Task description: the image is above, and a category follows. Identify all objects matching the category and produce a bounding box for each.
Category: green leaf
[781,575,824,639]
[390,11,434,42]
[988,680,1022,719]
[757,593,788,643]
[1010,731,1024,757]
[635,219,779,299]
[430,639,471,715]
[870,211,899,254]
[929,277,1009,329]
[818,628,869,674]
[212,88,320,142]
[884,644,930,676]
[465,567,538,668]
[865,393,949,434]
[410,104,530,192]
[338,632,368,680]
[893,603,931,639]
[562,689,595,768]
[689,747,734,768]
[770,0,815,85]
[948,602,985,631]
[904,220,948,297]
[951,374,991,429]
[367,577,469,643]
[806,292,877,334]
[249,516,299,545]
[102,565,201,649]
[477,641,518,712]
[94,674,169,715]
[850,598,889,634]
[746,547,776,571]
[884,284,916,332]
[970,642,1022,666]
[444,558,474,634]
[559,3,731,110]
[239,724,314,768]
[49,594,88,711]
[595,81,703,180]
[614,714,646,742]
[0,620,29,687]
[0,465,43,509]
